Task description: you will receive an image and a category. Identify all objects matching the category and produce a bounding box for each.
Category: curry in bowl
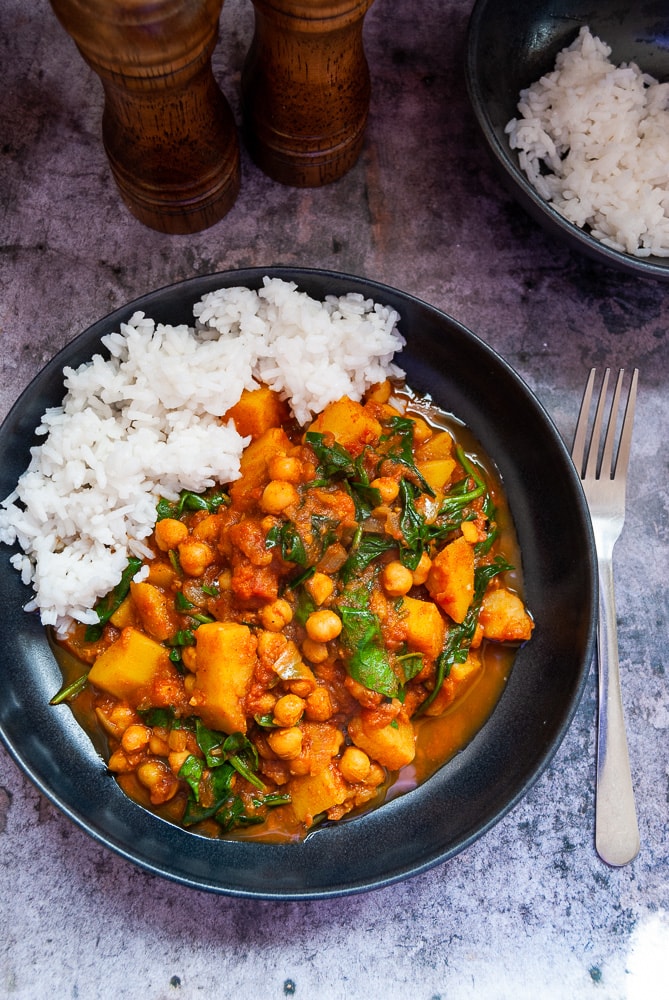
[53,381,532,841]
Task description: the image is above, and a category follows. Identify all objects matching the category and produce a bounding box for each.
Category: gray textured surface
[1,1,668,998]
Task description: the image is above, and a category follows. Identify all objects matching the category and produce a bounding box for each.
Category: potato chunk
[289,763,348,826]
[402,595,445,660]
[129,581,172,641]
[308,397,382,456]
[224,386,289,439]
[415,458,457,493]
[88,627,173,702]
[190,622,257,734]
[415,430,454,461]
[426,535,475,624]
[348,711,416,770]
[479,588,534,642]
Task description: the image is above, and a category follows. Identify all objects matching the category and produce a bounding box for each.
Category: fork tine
[584,368,610,480]
[600,369,623,480]
[613,368,639,480]
[572,368,597,473]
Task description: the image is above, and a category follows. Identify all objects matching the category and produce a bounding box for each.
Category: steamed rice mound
[505,26,669,257]
[0,278,404,632]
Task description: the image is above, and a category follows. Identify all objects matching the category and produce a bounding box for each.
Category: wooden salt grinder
[49,0,240,234]
[241,0,376,187]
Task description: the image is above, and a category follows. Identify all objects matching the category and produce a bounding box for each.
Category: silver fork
[572,368,640,866]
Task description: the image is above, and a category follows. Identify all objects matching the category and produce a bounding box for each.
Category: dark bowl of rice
[465,0,669,279]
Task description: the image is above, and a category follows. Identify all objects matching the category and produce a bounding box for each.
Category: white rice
[505,26,669,257]
[0,277,404,632]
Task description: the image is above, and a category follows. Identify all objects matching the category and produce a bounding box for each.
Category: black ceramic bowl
[466,0,669,280]
[0,267,595,898]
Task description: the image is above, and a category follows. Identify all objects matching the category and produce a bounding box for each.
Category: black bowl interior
[466,0,669,279]
[0,267,596,898]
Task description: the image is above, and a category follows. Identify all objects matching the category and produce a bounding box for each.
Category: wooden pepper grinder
[241,0,376,187]
[49,0,240,234]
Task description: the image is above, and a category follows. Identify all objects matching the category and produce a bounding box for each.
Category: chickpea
[260,480,299,515]
[339,746,371,783]
[121,724,151,754]
[95,703,136,739]
[192,514,220,543]
[371,476,400,504]
[381,560,414,597]
[268,455,303,483]
[252,692,278,715]
[181,645,197,672]
[259,598,293,632]
[167,728,188,752]
[300,460,318,483]
[304,571,334,607]
[177,539,215,577]
[136,759,179,804]
[218,568,232,591]
[267,726,303,760]
[305,609,342,643]
[272,694,306,727]
[302,638,329,664]
[288,678,316,698]
[184,673,196,696]
[107,749,133,773]
[305,686,333,722]
[154,517,188,552]
[411,551,432,586]
[367,762,386,787]
[411,416,433,444]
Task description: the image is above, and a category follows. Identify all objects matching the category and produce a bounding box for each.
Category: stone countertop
[1,1,667,997]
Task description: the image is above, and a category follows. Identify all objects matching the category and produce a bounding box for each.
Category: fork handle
[595,554,640,866]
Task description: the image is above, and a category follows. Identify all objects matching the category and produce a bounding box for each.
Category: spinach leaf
[310,514,338,555]
[138,706,187,728]
[397,651,424,685]
[438,446,486,520]
[84,556,143,641]
[167,628,196,666]
[398,478,428,570]
[380,416,435,496]
[340,530,395,583]
[179,726,288,831]
[174,590,215,624]
[294,588,317,626]
[156,489,228,522]
[50,672,89,705]
[265,521,308,566]
[306,431,381,520]
[338,589,398,697]
[475,493,499,555]
[179,754,205,800]
[306,431,356,480]
[257,792,292,808]
[194,724,266,792]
